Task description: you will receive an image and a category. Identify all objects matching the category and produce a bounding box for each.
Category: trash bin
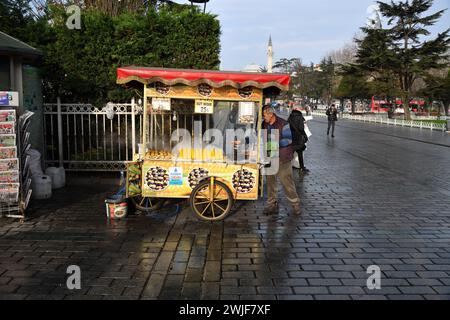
[105,195,128,219]
[45,167,66,189]
[31,175,52,200]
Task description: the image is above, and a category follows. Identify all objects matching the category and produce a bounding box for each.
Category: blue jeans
[327,120,335,135]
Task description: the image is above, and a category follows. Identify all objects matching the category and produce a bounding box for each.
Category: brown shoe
[292,204,302,215]
[263,203,279,215]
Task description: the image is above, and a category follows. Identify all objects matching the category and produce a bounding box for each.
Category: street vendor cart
[116,67,290,221]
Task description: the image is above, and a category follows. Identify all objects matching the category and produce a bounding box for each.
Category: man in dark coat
[326,104,338,137]
[288,108,309,173]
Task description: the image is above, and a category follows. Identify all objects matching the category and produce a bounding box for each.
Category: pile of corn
[178,148,224,161]
[145,150,172,160]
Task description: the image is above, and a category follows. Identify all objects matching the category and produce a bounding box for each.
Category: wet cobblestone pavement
[1,118,449,300]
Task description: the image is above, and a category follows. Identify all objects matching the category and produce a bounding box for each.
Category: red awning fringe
[116,67,290,91]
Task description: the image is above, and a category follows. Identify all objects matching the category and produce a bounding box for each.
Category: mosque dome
[242,63,262,73]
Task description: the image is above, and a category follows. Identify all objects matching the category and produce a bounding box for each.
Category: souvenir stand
[0,92,33,219]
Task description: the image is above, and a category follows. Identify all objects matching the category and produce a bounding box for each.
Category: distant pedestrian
[262,106,301,216]
[288,108,309,174]
[305,105,311,116]
[326,104,338,137]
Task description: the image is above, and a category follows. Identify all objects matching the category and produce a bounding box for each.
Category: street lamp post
[189,0,209,13]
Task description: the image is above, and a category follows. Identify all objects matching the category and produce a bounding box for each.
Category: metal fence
[43,99,143,171]
[312,111,447,132]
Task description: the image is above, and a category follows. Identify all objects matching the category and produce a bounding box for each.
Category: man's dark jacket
[288,110,308,152]
[326,108,338,121]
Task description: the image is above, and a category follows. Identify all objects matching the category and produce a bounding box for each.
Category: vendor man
[262,105,301,215]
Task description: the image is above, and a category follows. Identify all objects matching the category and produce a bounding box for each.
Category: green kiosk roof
[0,31,42,58]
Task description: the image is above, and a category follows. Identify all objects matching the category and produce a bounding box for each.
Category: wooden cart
[116,67,290,221]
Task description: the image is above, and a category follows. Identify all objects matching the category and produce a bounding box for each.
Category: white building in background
[242,63,262,73]
[313,64,322,72]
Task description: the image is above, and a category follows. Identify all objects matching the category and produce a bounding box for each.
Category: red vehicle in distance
[371,96,424,113]
[371,96,391,113]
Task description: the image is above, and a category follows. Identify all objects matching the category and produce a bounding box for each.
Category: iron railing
[43,100,143,171]
[312,111,447,132]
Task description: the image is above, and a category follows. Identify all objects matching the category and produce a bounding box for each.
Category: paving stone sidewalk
[0,119,449,300]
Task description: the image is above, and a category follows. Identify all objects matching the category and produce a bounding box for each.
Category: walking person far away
[262,105,302,216]
[326,104,338,137]
[288,107,309,174]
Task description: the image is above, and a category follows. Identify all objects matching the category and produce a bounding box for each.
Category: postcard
[0,170,19,183]
[0,122,15,134]
[0,147,17,159]
[0,110,16,122]
[0,134,15,147]
[0,183,19,203]
[0,158,19,171]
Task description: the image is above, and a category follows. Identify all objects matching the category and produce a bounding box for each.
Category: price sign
[195,99,214,114]
[151,97,171,111]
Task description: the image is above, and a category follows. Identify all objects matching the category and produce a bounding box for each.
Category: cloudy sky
[178,0,450,71]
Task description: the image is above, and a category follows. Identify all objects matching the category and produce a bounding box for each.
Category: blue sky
[179,0,450,71]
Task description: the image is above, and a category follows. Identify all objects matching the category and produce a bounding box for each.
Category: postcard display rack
[0,107,33,219]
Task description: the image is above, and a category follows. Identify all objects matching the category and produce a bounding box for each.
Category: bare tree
[326,41,358,65]
[29,0,66,18]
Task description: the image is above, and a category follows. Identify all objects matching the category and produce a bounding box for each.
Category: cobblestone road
[0,118,449,300]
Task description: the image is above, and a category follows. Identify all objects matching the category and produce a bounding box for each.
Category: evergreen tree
[422,70,450,116]
[0,0,34,36]
[0,2,221,105]
[345,0,449,119]
[320,57,336,104]
[336,66,370,113]
[351,28,399,103]
[376,0,450,119]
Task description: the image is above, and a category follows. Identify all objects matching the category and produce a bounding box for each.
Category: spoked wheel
[130,195,164,213]
[190,179,233,221]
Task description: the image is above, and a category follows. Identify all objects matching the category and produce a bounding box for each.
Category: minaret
[267,35,273,73]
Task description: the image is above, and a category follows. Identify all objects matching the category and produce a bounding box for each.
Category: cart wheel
[190,179,233,221]
[130,195,163,213]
